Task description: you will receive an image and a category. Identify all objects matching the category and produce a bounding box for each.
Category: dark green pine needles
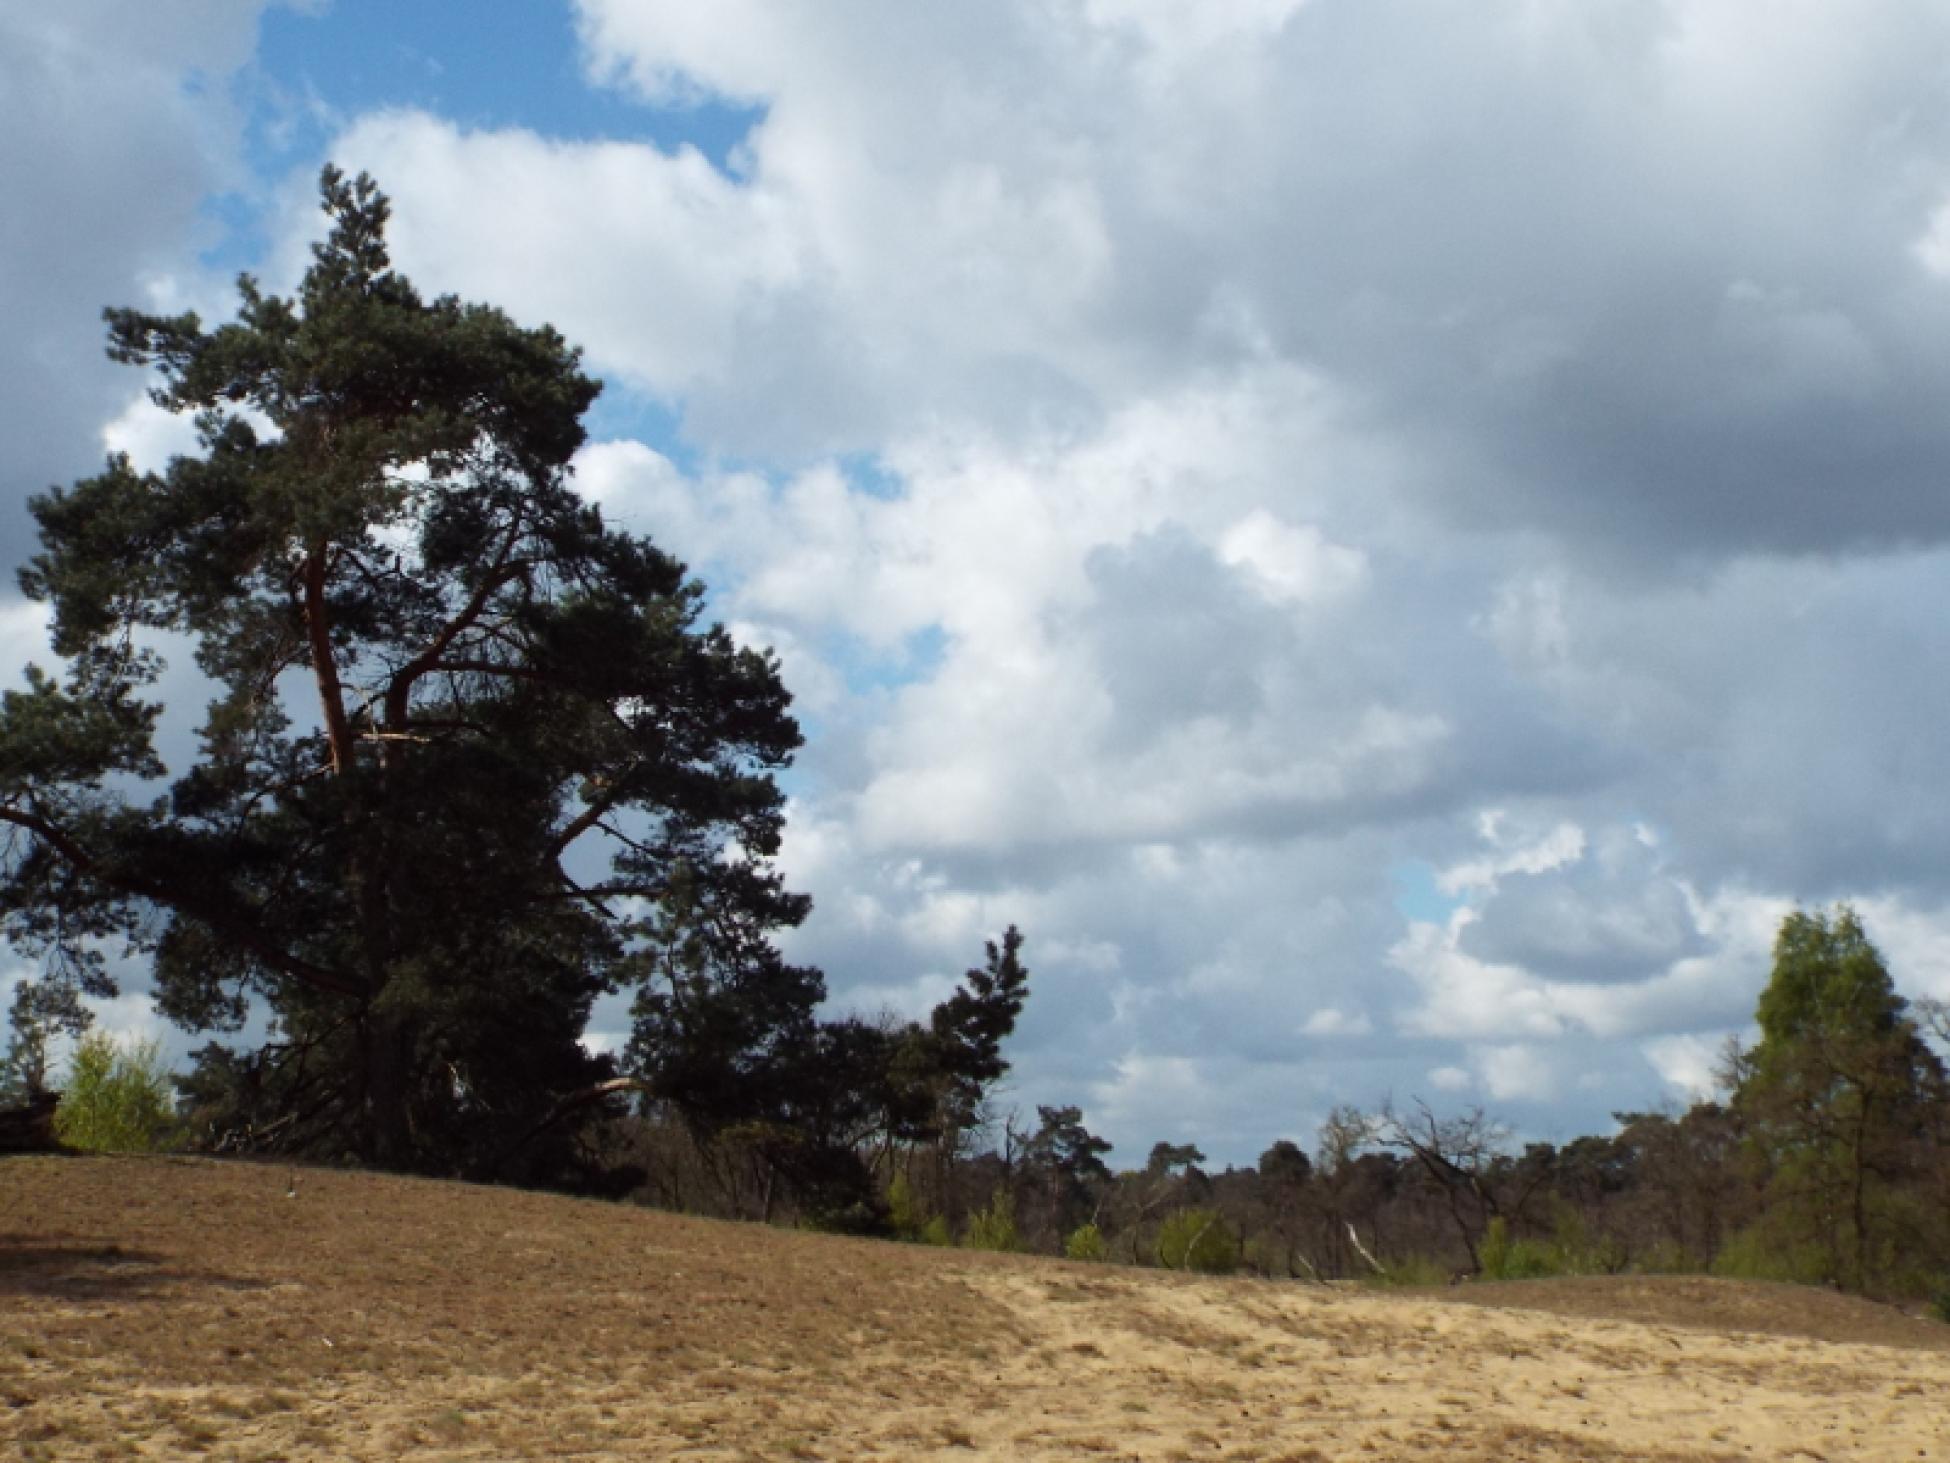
[1,168,814,1182]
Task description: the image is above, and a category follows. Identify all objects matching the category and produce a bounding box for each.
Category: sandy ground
[3,1155,1945,1460]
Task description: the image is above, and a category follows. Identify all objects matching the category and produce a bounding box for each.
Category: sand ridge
[2,1156,1943,1459]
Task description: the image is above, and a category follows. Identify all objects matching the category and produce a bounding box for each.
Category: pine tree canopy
[0,169,819,1180]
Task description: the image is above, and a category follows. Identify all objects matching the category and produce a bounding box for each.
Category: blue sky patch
[1390,860,1465,927]
[254,0,763,162]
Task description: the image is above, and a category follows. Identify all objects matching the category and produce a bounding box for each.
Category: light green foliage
[887,1171,930,1241]
[1710,1225,1835,1287]
[1477,1209,1625,1281]
[1716,1195,1941,1296]
[963,1187,1023,1253]
[1550,1207,1626,1274]
[1478,1217,1553,1280]
[1755,906,1904,1053]
[1064,1223,1108,1262]
[54,1033,178,1153]
[1733,905,1948,1292]
[1156,1207,1237,1274]
[885,1172,953,1245]
[1364,1255,1449,1288]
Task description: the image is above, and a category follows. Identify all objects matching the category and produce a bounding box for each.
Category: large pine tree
[0,170,819,1180]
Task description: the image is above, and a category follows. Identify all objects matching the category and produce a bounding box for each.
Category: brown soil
[3,1155,1945,1460]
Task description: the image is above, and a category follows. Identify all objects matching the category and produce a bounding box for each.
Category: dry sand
[3,1155,1944,1460]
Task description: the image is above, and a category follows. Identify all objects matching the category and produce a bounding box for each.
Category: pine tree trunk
[362,1006,414,1169]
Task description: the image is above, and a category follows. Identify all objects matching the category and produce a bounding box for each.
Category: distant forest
[556,905,1950,1310]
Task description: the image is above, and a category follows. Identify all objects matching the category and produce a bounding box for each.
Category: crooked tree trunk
[300,548,358,778]
[303,544,418,1169]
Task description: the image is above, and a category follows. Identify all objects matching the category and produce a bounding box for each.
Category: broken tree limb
[1345,1221,1386,1275]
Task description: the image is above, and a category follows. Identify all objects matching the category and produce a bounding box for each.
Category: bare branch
[381,515,530,737]
[547,766,645,862]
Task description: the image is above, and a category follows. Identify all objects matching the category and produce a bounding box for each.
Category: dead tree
[1372,1100,1512,1274]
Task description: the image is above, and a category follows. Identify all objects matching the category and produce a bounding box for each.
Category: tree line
[2,173,1945,1308]
[595,906,1946,1310]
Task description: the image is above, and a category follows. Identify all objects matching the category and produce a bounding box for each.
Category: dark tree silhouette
[1,170,814,1181]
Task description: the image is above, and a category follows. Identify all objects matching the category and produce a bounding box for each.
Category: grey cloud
[1457,837,1707,985]
[570,0,1950,560]
[1512,549,1950,896]
[0,3,265,563]
[1079,530,1276,744]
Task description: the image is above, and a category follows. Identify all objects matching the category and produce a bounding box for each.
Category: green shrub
[1064,1223,1108,1262]
[1479,1216,1561,1280]
[1478,1211,1625,1281]
[1930,1283,1950,1326]
[1477,1216,1516,1278]
[887,1171,931,1241]
[1156,1207,1237,1274]
[53,1033,178,1153]
[963,1188,1023,1253]
[919,1214,954,1247]
[1710,1223,1833,1287]
[1363,1254,1449,1288]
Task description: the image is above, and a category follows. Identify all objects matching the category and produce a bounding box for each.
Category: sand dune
[3,1156,1943,1460]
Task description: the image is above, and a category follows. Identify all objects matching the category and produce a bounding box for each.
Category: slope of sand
[3,1156,1944,1460]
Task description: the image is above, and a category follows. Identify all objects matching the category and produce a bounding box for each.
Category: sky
[5,0,1950,1167]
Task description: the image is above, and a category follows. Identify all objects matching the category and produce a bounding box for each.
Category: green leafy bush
[1478,1211,1625,1281]
[1156,1207,1237,1274]
[887,1171,931,1241]
[1479,1216,1561,1280]
[1711,1222,1835,1288]
[887,1169,953,1246]
[1064,1223,1108,1262]
[53,1033,178,1153]
[963,1188,1023,1253]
